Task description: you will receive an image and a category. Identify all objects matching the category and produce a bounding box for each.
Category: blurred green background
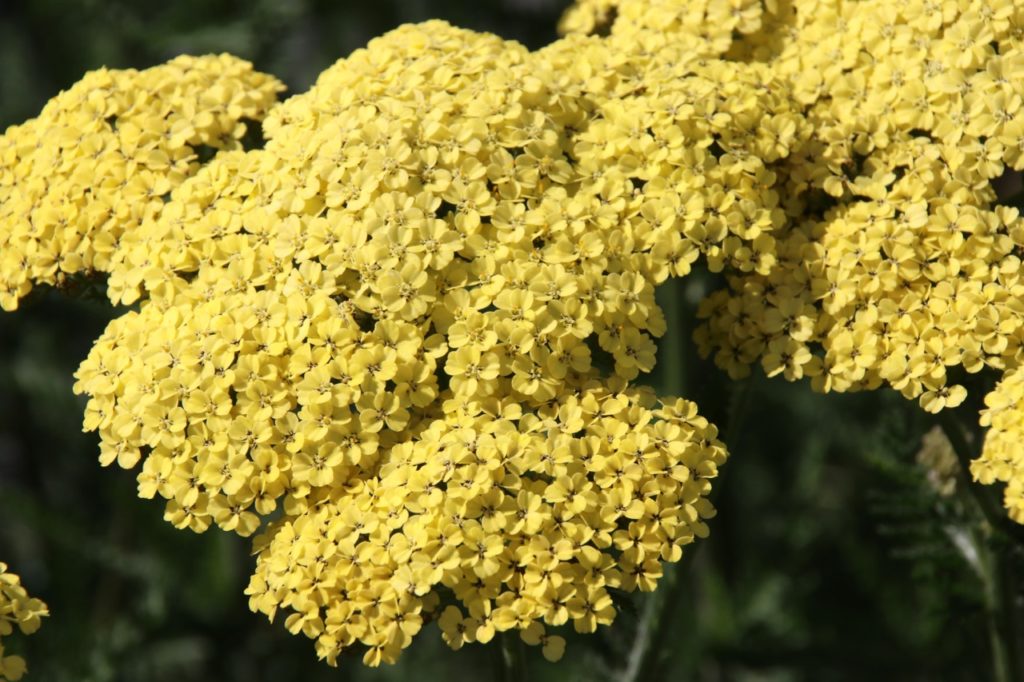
[0,2,1003,680]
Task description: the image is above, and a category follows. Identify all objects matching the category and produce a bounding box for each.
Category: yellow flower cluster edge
[0,564,47,682]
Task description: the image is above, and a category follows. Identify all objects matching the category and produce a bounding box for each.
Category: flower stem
[937,409,1022,682]
[624,563,682,682]
[499,631,526,682]
[981,535,1013,682]
[936,410,1024,545]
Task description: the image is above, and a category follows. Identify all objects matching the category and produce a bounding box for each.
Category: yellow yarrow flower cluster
[0,564,47,682]
[0,54,283,311]
[247,386,723,666]
[693,0,1024,413]
[73,18,799,538]
[536,34,806,286]
[66,21,771,665]
[565,0,1024,522]
[14,0,1024,665]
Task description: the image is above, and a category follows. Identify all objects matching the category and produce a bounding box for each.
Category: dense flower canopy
[68,20,772,665]
[248,385,724,665]
[0,54,283,311]
[3,0,1024,672]
[0,564,47,682]
[559,0,1024,519]
[692,0,1024,415]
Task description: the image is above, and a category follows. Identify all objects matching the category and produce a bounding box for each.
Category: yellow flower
[0,55,283,310]
[0,563,48,682]
[33,15,809,667]
[246,384,725,666]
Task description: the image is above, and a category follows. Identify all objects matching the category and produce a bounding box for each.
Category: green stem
[721,376,753,462]
[980,536,1013,682]
[936,410,1024,545]
[625,564,681,682]
[623,280,749,682]
[499,631,526,682]
[999,546,1024,682]
[937,410,1022,682]
[624,383,747,682]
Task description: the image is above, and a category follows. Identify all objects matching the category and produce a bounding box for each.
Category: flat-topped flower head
[76,19,796,545]
[0,54,283,311]
[69,20,750,665]
[693,1,1024,416]
[556,0,1024,525]
[246,385,725,666]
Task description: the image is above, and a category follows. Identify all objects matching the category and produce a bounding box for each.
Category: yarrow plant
[68,18,783,664]
[3,0,1024,676]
